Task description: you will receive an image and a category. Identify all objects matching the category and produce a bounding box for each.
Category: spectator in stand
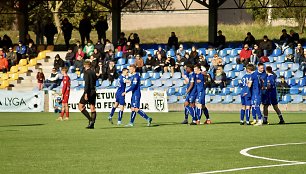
[107,61,117,83]
[142,54,155,73]
[44,67,60,90]
[6,47,17,69]
[75,48,85,60]
[95,40,104,54]
[176,44,185,56]
[215,30,226,50]
[211,54,223,70]
[16,41,27,61]
[164,54,175,76]
[288,29,300,48]
[89,55,98,70]
[250,44,263,64]
[61,18,73,49]
[65,48,75,67]
[189,46,199,63]
[197,54,210,71]
[33,18,45,45]
[185,52,195,65]
[44,20,57,45]
[92,48,102,62]
[0,48,5,58]
[285,54,294,63]
[27,41,37,59]
[259,35,273,56]
[154,53,165,72]
[174,53,186,74]
[74,55,84,73]
[244,32,256,47]
[54,54,65,70]
[83,40,94,58]
[104,39,114,53]
[279,29,290,47]
[124,41,133,58]
[277,76,290,99]
[73,41,82,54]
[117,32,127,50]
[79,15,92,47]
[95,16,108,44]
[128,33,140,48]
[36,68,45,91]
[203,69,212,89]
[295,43,305,63]
[105,50,115,63]
[155,46,166,58]
[0,54,8,73]
[212,66,226,89]
[96,61,106,81]
[2,34,13,50]
[299,54,306,75]
[132,43,144,57]
[168,32,179,50]
[237,44,252,66]
[25,34,34,45]
[135,54,144,74]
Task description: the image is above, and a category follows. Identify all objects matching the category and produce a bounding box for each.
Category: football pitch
[0,112,305,174]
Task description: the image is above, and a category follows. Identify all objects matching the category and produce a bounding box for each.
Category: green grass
[1,23,305,45]
[0,112,305,174]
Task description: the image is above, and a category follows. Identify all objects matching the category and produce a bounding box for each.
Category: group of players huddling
[58,60,285,128]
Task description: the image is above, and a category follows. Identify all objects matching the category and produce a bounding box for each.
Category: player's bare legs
[272,104,285,124]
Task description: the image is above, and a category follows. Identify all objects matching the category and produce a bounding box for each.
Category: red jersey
[62,75,71,95]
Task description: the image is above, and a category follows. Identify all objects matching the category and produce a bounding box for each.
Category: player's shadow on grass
[0,123,46,127]
[211,121,238,125]
[0,129,19,132]
[269,122,306,125]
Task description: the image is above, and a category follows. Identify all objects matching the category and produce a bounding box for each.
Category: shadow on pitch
[98,122,182,129]
[0,123,46,127]
[268,122,306,125]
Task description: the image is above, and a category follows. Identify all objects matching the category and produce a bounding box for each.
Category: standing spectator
[2,34,13,50]
[167,32,178,50]
[244,32,256,47]
[176,44,185,56]
[73,41,82,54]
[36,68,45,91]
[212,66,226,89]
[79,15,92,46]
[83,40,95,58]
[174,54,187,74]
[189,46,199,63]
[95,16,108,44]
[27,41,37,59]
[164,55,175,76]
[295,43,305,63]
[237,44,252,66]
[96,61,106,81]
[44,68,59,90]
[250,44,263,64]
[128,33,140,48]
[155,46,166,58]
[74,55,84,73]
[132,43,144,57]
[65,48,75,67]
[33,18,45,45]
[107,61,117,83]
[259,35,273,56]
[277,76,290,99]
[61,18,73,49]
[154,53,165,72]
[215,30,226,50]
[16,41,27,61]
[54,54,65,70]
[0,54,8,73]
[104,39,114,53]
[44,20,57,45]
[135,54,144,73]
[6,47,17,69]
[75,48,85,60]
[142,54,155,73]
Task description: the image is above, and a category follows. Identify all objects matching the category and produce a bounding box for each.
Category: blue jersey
[126,73,141,96]
[116,75,127,95]
[240,73,252,97]
[266,73,277,92]
[258,70,268,90]
[195,73,205,93]
[187,72,197,95]
[250,71,263,96]
[265,73,278,105]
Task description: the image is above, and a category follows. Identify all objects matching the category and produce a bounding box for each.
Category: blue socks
[138,110,149,120]
[203,107,210,120]
[184,107,188,120]
[255,106,262,120]
[240,109,245,121]
[109,107,116,117]
[130,111,136,123]
[118,110,123,122]
[186,106,196,121]
[246,109,250,122]
[252,107,257,120]
[197,107,202,121]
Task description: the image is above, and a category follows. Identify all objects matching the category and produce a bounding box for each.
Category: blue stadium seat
[116,65,122,72]
[230,79,239,87]
[153,79,163,88]
[279,94,292,104]
[268,56,275,63]
[172,72,181,79]
[230,49,238,56]
[68,66,75,73]
[177,96,185,104]
[284,48,293,55]
[96,80,101,87]
[222,95,233,104]
[174,79,184,87]
[233,64,244,72]
[220,88,230,96]
[110,80,118,88]
[291,95,303,104]
[226,71,236,79]
[116,58,125,65]
[297,78,306,87]
[210,95,222,104]
[289,87,299,94]
[205,95,211,103]
[237,71,246,79]
[198,48,206,55]
[164,80,173,87]
[160,72,171,80]
[270,63,277,71]
[276,56,285,63]
[167,49,175,57]
[101,80,110,88]
[224,64,233,72]
[69,73,78,80]
[176,87,187,96]
[294,71,304,79]
[270,48,282,57]
[219,49,227,57]
[146,49,154,55]
[141,79,152,89]
[168,95,178,104]
[141,72,150,80]
[223,56,231,64]
[151,72,161,80]
[71,80,79,88]
[279,63,289,71]
[287,79,296,87]
[274,71,280,78]
[207,49,217,58]
[291,63,299,72]
[302,87,306,96]
[128,58,136,65]
[115,51,123,58]
[167,87,176,96]
[232,87,242,95]
[284,71,293,79]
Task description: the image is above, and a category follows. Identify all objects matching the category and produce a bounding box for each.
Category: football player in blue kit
[108,68,129,125]
[239,64,253,125]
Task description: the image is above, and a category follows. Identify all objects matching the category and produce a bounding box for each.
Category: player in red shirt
[57,67,71,121]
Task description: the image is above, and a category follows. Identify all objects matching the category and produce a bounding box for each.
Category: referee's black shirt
[84,68,97,95]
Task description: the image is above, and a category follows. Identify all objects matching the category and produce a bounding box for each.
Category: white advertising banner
[0,91,44,112]
[48,89,168,112]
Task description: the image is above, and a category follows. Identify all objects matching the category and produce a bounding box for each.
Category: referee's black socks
[81,109,91,121]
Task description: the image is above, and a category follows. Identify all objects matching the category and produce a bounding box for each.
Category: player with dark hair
[181,64,197,125]
[239,64,253,125]
[57,67,71,121]
[78,61,97,129]
[262,66,285,124]
[108,68,129,125]
[122,64,152,127]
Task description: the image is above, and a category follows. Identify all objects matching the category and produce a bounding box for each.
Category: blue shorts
[131,94,141,108]
[196,92,205,105]
[262,90,278,105]
[185,93,196,103]
[116,94,125,106]
[241,95,251,106]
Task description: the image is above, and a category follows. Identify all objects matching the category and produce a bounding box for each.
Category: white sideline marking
[190,142,306,174]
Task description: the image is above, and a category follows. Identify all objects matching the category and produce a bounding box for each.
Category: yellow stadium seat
[37,51,46,60]
[7,66,19,74]
[18,66,28,74]
[17,59,28,67]
[8,73,19,81]
[27,58,37,67]
[0,80,9,89]
[46,45,54,51]
[1,73,9,80]
[37,45,46,52]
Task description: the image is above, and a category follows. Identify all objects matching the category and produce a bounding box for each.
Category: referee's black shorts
[79,90,97,105]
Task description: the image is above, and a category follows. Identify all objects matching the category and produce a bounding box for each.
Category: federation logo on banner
[153,92,165,111]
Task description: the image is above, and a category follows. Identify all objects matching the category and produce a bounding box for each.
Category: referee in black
[78,61,97,129]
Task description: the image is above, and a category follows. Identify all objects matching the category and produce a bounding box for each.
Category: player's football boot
[181,119,188,124]
[240,121,244,125]
[246,122,251,125]
[254,120,263,126]
[86,121,95,129]
[278,120,285,124]
[262,120,269,125]
[147,118,152,127]
[56,117,63,121]
[63,117,69,121]
[190,121,197,125]
[108,117,113,124]
[251,120,257,125]
[205,120,212,124]
[125,123,134,127]
[117,121,122,126]
[196,120,201,125]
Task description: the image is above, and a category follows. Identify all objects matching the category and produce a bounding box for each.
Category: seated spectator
[288,30,300,47]
[65,48,75,67]
[128,33,140,48]
[27,41,37,59]
[83,40,94,58]
[197,54,210,71]
[54,54,65,70]
[244,32,256,47]
[189,46,199,63]
[92,48,102,62]
[96,61,106,81]
[237,44,252,66]
[135,54,144,74]
[6,47,17,69]
[0,54,8,73]
[94,40,104,54]
[16,41,27,61]
[104,39,114,53]
[250,44,263,64]
[107,61,117,83]
[174,54,187,74]
[299,56,306,75]
[124,41,133,58]
[295,43,304,63]
[167,32,179,50]
[164,55,175,76]
[117,32,127,50]
[259,35,273,56]
[185,52,195,65]
[132,43,144,57]
[155,46,166,58]
[105,50,115,63]
[75,48,85,60]
[215,30,226,50]
[279,29,290,48]
[44,68,59,90]
[74,55,84,73]
[285,54,294,63]
[176,44,185,56]
[154,53,165,72]
[73,41,82,54]
[89,55,98,70]
[212,66,226,89]
[0,48,5,57]
[142,54,155,73]
[203,69,212,89]
[211,54,223,70]
[277,76,290,99]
